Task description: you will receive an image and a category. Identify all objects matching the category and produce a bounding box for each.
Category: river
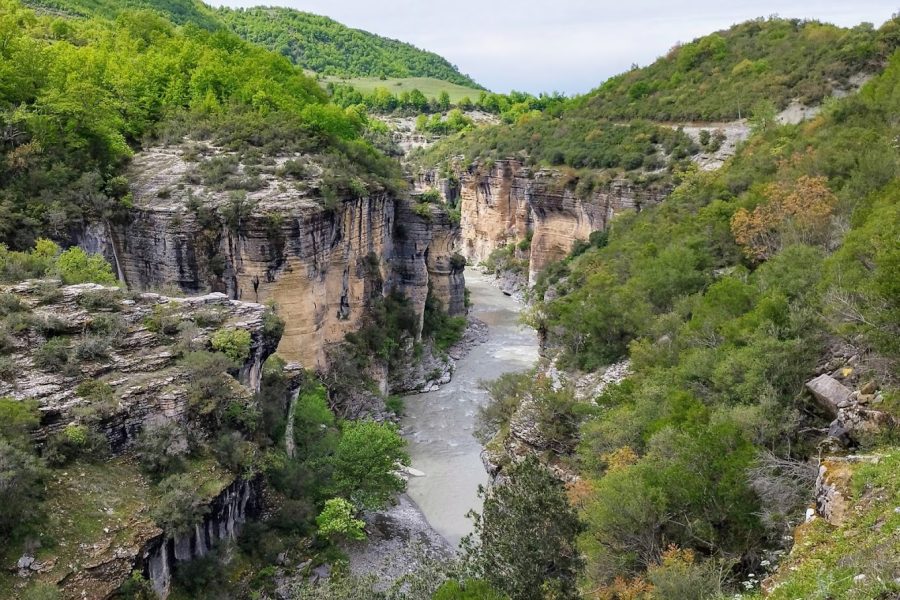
[401,268,540,547]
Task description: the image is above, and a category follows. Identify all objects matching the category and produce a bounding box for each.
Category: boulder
[806,374,851,417]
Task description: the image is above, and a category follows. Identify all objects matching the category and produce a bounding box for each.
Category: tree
[437,90,451,111]
[53,247,117,285]
[152,474,210,535]
[315,497,365,541]
[328,420,408,509]
[462,456,584,600]
[134,421,188,478]
[0,440,46,534]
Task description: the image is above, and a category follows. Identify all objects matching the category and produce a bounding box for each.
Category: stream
[402,268,540,547]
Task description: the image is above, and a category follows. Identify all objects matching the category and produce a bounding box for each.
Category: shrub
[134,422,188,477]
[0,440,46,535]
[76,289,122,311]
[262,305,285,341]
[152,474,210,535]
[44,424,107,466]
[316,497,366,541]
[182,351,239,420]
[433,580,508,600]
[213,430,257,474]
[74,380,118,422]
[53,247,117,285]
[0,292,25,316]
[0,397,41,444]
[211,328,252,362]
[73,335,111,361]
[34,337,72,371]
[143,304,182,335]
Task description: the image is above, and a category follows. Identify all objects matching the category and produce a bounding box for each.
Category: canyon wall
[421,159,669,285]
[81,145,465,371]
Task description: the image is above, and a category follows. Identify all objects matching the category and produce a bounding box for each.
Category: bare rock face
[81,143,464,371]
[425,159,668,284]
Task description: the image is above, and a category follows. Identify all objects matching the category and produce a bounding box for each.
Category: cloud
[214,0,897,94]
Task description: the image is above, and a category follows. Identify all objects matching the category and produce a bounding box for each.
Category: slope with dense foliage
[582,16,900,121]
[489,47,899,598]
[216,6,481,87]
[0,0,402,251]
[416,17,900,177]
[24,0,220,28]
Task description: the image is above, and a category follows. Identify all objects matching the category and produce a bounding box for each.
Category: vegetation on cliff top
[0,0,402,250]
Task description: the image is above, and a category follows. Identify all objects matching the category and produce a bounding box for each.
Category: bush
[316,497,366,541]
[53,247,117,285]
[74,379,118,422]
[0,397,41,445]
[263,306,285,341]
[182,351,239,420]
[76,289,122,311]
[213,431,257,474]
[73,335,111,361]
[134,422,188,477]
[34,337,72,372]
[143,304,182,335]
[152,474,210,535]
[44,424,107,466]
[433,580,508,600]
[211,328,252,362]
[0,439,46,532]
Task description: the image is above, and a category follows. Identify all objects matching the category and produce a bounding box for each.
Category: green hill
[582,16,899,120]
[416,17,900,175]
[215,6,481,88]
[23,1,481,88]
[23,0,221,28]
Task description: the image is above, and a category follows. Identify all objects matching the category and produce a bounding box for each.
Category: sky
[214,1,897,95]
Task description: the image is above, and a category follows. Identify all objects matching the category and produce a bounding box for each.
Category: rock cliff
[420,159,668,285]
[0,281,277,599]
[81,142,465,371]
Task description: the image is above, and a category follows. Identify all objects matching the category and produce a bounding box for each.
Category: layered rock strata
[81,143,464,370]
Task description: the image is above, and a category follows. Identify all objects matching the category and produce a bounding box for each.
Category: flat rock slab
[806,374,851,416]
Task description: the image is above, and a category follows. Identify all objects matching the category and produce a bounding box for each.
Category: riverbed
[402,268,540,547]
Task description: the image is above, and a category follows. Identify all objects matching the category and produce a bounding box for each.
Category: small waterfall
[284,391,298,459]
[106,220,127,284]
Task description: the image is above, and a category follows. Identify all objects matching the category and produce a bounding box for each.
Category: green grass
[0,455,234,598]
[321,76,483,103]
[753,450,900,600]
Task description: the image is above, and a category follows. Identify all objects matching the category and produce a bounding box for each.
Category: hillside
[582,16,899,120]
[216,6,482,87]
[23,0,220,28]
[415,17,900,175]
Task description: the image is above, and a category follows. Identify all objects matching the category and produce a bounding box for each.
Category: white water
[401,269,539,547]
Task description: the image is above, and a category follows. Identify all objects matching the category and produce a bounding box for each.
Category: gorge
[1,2,899,599]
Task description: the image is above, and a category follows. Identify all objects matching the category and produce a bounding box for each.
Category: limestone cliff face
[81,144,464,370]
[422,159,668,285]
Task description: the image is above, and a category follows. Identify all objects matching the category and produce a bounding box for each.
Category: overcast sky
[214,1,897,94]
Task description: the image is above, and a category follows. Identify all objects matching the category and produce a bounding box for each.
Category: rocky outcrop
[482,360,631,483]
[81,143,465,370]
[144,478,262,598]
[0,281,277,449]
[422,160,668,285]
